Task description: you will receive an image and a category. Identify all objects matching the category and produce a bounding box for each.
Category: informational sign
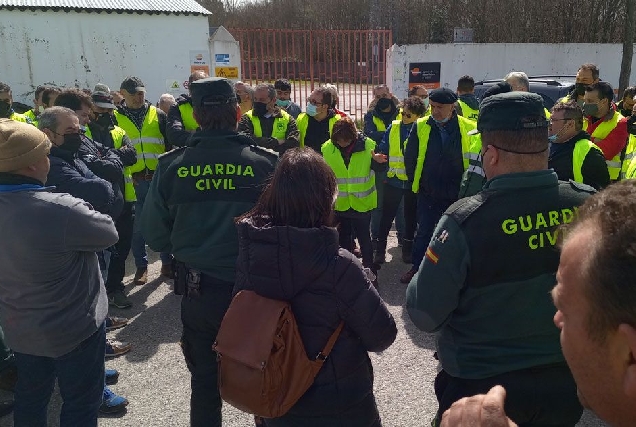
[453,28,474,43]
[408,62,442,90]
[215,53,230,65]
[215,67,239,79]
[190,50,211,75]
[166,79,186,97]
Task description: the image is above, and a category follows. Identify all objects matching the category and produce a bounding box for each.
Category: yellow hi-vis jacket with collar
[115,106,165,173]
[583,111,624,180]
[177,103,198,132]
[245,109,291,139]
[322,137,377,212]
[297,113,341,148]
[412,116,477,194]
[387,119,408,181]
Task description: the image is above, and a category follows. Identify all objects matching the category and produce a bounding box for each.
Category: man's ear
[619,324,636,399]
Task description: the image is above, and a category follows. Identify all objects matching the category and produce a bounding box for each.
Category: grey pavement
[0,231,608,427]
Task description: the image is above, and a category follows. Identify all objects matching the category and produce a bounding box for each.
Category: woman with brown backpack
[232,148,397,427]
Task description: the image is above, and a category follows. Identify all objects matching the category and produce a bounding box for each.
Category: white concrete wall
[0,9,211,104]
[387,43,636,99]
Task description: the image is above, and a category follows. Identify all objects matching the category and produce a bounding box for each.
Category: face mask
[252,102,268,117]
[59,132,83,153]
[574,83,588,96]
[582,103,599,117]
[0,100,11,118]
[376,98,393,112]
[433,116,450,125]
[276,99,290,108]
[548,134,558,143]
[628,115,636,135]
[306,103,318,117]
[422,98,430,110]
[37,105,46,114]
[95,112,113,128]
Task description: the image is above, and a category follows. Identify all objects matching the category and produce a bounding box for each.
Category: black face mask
[574,83,588,97]
[628,115,636,135]
[252,102,268,117]
[376,98,393,112]
[95,112,113,128]
[59,132,83,153]
[0,100,11,118]
[621,108,633,118]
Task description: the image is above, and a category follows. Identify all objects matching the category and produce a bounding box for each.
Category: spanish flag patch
[425,247,439,264]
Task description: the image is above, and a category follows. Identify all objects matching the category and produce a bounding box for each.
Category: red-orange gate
[228,29,392,121]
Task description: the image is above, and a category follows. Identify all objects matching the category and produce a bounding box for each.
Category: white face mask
[37,105,45,113]
[422,98,430,110]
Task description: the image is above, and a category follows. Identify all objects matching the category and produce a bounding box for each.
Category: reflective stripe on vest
[178,103,198,131]
[583,111,623,180]
[572,138,602,184]
[85,125,137,202]
[23,110,38,127]
[620,134,636,179]
[457,100,479,121]
[626,156,636,179]
[321,137,377,212]
[412,116,477,193]
[387,119,408,180]
[245,109,291,139]
[297,113,341,147]
[115,106,165,173]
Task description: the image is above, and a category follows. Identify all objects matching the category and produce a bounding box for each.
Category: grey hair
[254,83,276,100]
[37,106,76,131]
[235,81,255,101]
[504,71,530,91]
[322,83,340,102]
[159,93,176,105]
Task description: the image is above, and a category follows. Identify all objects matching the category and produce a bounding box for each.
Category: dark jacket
[167,95,196,148]
[141,129,277,283]
[237,108,300,154]
[47,146,119,217]
[234,218,396,425]
[548,131,610,190]
[281,101,302,119]
[363,106,399,144]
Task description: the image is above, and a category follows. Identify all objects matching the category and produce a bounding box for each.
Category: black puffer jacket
[234,218,397,426]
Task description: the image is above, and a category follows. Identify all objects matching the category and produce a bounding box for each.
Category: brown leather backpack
[213,290,344,418]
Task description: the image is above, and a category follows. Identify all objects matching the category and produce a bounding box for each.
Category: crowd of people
[0,60,635,427]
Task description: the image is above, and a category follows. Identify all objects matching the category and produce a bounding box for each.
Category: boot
[402,239,413,264]
[373,240,387,264]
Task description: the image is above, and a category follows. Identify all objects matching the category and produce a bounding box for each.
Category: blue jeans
[132,179,172,268]
[13,324,105,427]
[411,194,454,270]
[371,170,405,241]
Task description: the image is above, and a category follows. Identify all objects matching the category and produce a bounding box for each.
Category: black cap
[190,77,236,107]
[120,76,145,94]
[92,91,115,109]
[429,88,458,104]
[475,92,548,133]
[482,82,512,100]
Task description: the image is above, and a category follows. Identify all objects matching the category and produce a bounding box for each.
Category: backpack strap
[315,321,345,362]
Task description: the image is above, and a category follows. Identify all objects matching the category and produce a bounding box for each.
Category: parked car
[474,75,576,111]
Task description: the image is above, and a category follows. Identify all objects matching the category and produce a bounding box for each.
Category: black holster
[173,260,188,295]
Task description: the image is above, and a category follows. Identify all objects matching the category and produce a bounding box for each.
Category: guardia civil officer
[406,92,593,427]
[140,77,277,427]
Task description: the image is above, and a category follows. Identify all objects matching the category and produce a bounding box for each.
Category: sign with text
[215,67,239,79]
[190,50,211,75]
[408,62,441,90]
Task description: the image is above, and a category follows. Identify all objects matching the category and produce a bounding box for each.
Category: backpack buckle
[315,352,328,362]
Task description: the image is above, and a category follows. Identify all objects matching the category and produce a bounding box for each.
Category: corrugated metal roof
[0,0,211,14]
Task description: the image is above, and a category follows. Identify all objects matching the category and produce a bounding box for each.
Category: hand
[372,152,388,163]
[440,386,517,427]
[276,138,285,145]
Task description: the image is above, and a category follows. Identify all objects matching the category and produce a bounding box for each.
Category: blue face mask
[422,98,430,110]
[276,99,290,107]
[548,134,558,143]
[433,116,450,125]
[306,103,318,117]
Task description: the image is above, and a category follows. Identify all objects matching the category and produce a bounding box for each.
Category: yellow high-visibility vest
[245,109,290,139]
[583,111,623,180]
[115,106,165,173]
[296,113,341,148]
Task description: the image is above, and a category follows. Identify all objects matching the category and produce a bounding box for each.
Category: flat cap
[429,88,458,104]
[476,92,548,133]
[92,91,116,109]
[190,77,236,108]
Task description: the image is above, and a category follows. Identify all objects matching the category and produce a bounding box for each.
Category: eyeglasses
[402,113,414,119]
[308,99,324,106]
[549,118,571,125]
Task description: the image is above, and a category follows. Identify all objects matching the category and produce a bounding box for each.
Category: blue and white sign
[215,54,230,65]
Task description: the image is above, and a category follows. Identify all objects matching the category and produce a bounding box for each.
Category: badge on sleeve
[425,247,439,264]
[436,229,449,243]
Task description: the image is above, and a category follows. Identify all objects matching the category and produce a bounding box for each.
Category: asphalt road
[0,231,609,427]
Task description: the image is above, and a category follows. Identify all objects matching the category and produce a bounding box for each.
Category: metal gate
[228,29,392,121]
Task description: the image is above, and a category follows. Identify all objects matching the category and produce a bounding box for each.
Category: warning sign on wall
[215,67,239,79]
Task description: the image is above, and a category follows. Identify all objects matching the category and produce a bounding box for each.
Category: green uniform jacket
[406,170,594,379]
[141,129,277,282]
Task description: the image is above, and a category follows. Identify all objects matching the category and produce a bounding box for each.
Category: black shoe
[373,240,387,264]
[402,239,413,264]
[0,399,14,417]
